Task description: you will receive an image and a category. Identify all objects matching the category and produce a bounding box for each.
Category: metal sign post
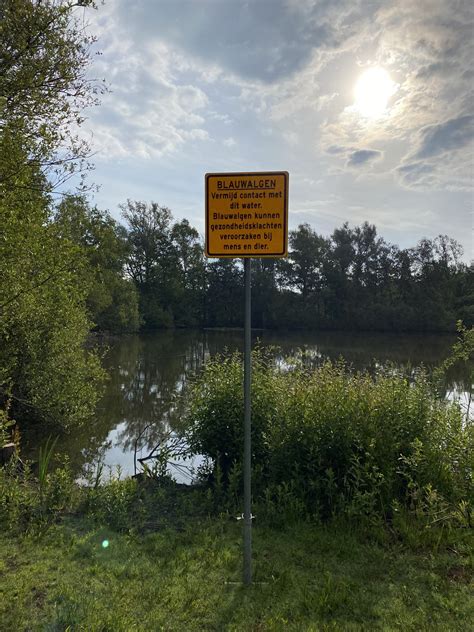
[204,171,288,587]
[243,257,252,585]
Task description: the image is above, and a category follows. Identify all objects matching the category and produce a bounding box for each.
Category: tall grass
[38,436,58,502]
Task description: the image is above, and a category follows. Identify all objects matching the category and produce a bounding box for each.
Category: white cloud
[85,11,212,159]
[411,115,474,160]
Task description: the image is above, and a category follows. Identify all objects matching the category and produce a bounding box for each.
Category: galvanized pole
[243,257,252,586]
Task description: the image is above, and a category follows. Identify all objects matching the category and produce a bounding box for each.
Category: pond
[24,330,472,482]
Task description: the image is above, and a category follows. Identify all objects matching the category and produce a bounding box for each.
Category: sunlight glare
[354,67,397,118]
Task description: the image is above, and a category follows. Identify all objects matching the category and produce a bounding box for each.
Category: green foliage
[205,258,243,327]
[0,392,14,446]
[0,454,471,629]
[186,348,275,483]
[286,223,331,299]
[0,0,103,188]
[83,475,140,532]
[38,436,59,503]
[0,169,105,428]
[0,460,33,531]
[0,1,106,431]
[55,195,140,333]
[114,208,471,331]
[121,201,207,328]
[436,321,474,373]
[0,455,76,532]
[259,481,307,527]
[433,321,473,423]
[185,349,473,522]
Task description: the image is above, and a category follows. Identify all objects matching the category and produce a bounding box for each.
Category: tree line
[53,196,473,334]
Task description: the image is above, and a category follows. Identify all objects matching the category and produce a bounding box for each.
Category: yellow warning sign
[205,171,288,258]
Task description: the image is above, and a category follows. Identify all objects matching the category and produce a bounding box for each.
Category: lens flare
[102,539,109,548]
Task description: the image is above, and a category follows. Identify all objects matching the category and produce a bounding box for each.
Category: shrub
[185,348,473,522]
[0,455,76,532]
[0,459,36,531]
[82,475,140,532]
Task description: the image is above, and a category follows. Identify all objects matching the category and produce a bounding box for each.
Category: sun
[354,67,397,118]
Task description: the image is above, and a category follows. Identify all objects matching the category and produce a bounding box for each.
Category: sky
[81,0,474,261]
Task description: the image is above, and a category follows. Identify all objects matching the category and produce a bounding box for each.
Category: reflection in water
[88,332,210,481]
[24,330,472,481]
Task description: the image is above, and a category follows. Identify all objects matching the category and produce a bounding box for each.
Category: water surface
[25,330,471,481]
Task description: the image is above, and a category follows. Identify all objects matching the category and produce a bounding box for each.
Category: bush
[82,475,141,532]
[185,348,473,522]
[0,456,77,533]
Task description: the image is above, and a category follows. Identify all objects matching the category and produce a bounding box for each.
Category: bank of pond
[3,336,473,532]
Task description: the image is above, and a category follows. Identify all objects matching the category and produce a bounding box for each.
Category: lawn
[1,516,472,631]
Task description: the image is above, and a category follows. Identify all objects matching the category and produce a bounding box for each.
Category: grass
[0,515,472,631]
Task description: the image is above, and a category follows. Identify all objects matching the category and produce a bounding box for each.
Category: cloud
[83,16,212,160]
[322,144,383,168]
[412,115,474,160]
[396,153,473,192]
[318,1,473,191]
[396,161,436,188]
[73,0,474,268]
[326,145,347,155]
[396,115,474,190]
[85,0,357,159]
[105,0,347,83]
[346,149,383,167]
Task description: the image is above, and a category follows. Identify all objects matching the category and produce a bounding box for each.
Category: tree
[276,224,332,327]
[454,266,474,327]
[0,0,103,191]
[55,195,140,332]
[411,236,465,330]
[287,224,330,299]
[251,258,280,329]
[350,222,384,289]
[121,200,183,328]
[171,219,206,326]
[0,1,105,431]
[0,164,104,429]
[205,259,243,327]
